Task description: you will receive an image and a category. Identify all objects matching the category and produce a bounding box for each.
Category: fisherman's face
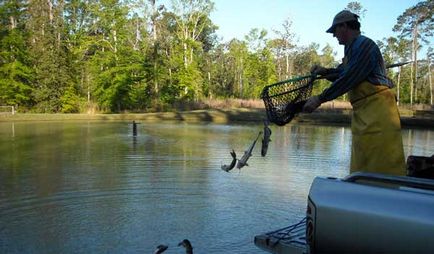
[333,23,348,45]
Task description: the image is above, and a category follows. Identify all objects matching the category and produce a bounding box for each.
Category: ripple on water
[1,122,432,254]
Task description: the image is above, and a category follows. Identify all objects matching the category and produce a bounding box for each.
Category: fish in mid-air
[237,131,262,169]
[221,149,237,172]
[261,120,272,157]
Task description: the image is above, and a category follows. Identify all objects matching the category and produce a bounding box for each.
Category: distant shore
[0,107,433,129]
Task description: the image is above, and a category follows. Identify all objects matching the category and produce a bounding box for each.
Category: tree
[427,47,433,105]
[171,0,214,66]
[346,1,367,19]
[393,0,434,104]
[148,0,164,95]
[272,18,297,80]
[416,48,433,104]
[0,0,33,109]
[314,44,338,95]
[86,0,150,112]
[168,0,216,100]
[378,37,412,104]
[63,0,96,110]
[243,28,277,98]
[27,0,75,112]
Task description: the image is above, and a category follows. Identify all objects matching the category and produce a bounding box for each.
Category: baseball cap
[326,10,359,33]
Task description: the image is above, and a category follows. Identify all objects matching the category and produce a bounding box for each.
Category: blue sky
[209,0,427,58]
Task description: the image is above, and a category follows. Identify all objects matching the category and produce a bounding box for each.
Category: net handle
[269,60,406,89]
[268,61,409,90]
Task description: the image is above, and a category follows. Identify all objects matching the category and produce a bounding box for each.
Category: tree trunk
[87,72,90,103]
[183,42,188,68]
[412,22,418,103]
[410,63,414,105]
[9,16,16,29]
[151,0,157,41]
[414,24,418,90]
[239,58,243,98]
[150,0,158,93]
[48,0,53,23]
[289,57,293,78]
[166,48,172,85]
[429,60,433,105]
[277,59,281,80]
[134,19,140,50]
[285,54,289,79]
[397,66,402,105]
[207,71,211,98]
[154,56,158,94]
[113,29,117,54]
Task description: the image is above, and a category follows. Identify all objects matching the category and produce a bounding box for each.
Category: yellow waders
[348,81,406,175]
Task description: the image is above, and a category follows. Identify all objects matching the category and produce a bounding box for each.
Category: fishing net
[261,75,315,126]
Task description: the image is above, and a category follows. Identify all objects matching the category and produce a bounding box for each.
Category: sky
[209,0,429,58]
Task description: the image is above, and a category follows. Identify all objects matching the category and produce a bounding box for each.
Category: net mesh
[261,75,315,126]
[261,65,400,126]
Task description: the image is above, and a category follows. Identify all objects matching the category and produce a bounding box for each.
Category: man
[303,10,406,174]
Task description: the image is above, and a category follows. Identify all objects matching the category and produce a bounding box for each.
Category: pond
[0,121,432,253]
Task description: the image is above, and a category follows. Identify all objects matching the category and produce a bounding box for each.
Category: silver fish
[261,120,272,157]
[237,131,262,169]
[221,149,237,172]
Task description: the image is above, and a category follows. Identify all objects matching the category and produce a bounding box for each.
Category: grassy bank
[1,108,433,129]
[0,108,266,124]
[1,99,432,129]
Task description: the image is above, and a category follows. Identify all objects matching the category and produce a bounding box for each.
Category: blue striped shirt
[319,35,393,102]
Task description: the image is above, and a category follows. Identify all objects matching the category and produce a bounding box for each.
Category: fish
[221,149,237,172]
[261,120,272,157]
[237,131,262,169]
[178,239,193,254]
[154,244,168,254]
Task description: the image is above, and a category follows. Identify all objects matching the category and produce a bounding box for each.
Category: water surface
[0,121,432,253]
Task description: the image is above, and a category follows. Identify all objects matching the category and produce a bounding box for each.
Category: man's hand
[310,65,329,76]
[303,96,322,113]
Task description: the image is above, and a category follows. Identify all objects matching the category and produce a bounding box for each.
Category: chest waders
[348,81,406,174]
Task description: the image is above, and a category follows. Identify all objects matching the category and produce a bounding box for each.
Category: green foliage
[0,0,33,108]
[93,62,147,112]
[0,61,33,106]
[393,0,433,43]
[60,86,83,113]
[0,0,431,112]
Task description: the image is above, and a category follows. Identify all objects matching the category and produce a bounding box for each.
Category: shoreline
[0,108,433,129]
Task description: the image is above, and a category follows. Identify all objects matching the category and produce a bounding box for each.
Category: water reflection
[0,121,432,253]
[403,128,433,157]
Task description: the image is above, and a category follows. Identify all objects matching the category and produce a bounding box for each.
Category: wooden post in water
[132,121,138,136]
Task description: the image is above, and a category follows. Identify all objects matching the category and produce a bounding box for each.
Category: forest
[0,0,432,113]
